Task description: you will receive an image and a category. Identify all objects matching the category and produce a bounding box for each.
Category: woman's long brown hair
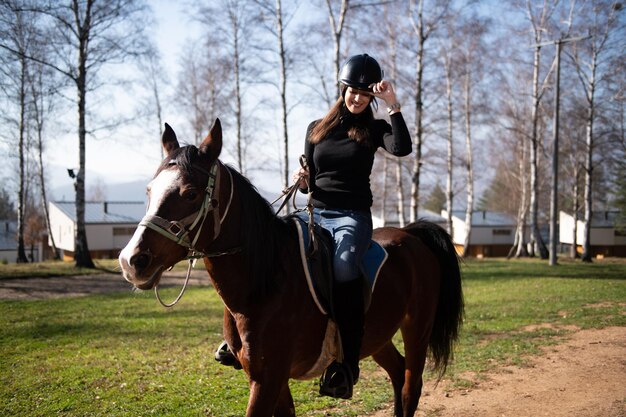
[309,85,376,146]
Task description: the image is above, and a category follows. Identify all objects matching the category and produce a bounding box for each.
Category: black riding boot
[320,279,365,399]
[214,341,242,370]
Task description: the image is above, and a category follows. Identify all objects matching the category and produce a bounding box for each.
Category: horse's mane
[166,145,295,296]
[226,166,295,295]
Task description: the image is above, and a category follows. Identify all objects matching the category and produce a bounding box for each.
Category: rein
[138,160,237,307]
[271,155,311,215]
[271,155,318,258]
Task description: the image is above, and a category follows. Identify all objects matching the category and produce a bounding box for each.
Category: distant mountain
[49,177,305,209]
[50,178,150,202]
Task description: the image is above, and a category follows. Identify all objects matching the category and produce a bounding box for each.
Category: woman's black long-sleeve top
[303,112,412,212]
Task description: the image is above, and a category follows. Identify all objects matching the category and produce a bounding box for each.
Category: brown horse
[119,119,463,417]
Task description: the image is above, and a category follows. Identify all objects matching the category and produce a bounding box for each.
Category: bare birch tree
[175,43,225,147]
[324,0,350,98]
[407,0,451,222]
[28,54,61,259]
[253,0,301,198]
[457,14,490,257]
[560,104,587,258]
[508,132,530,258]
[496,71,532,257]
[0,1,40,263]
[521,0,561,259]
[197,0,258,175]
[378,1,408,227]
[139,49,167,159]
[0,0,152,267]
[568,0,624,261]
[439,39,456,236]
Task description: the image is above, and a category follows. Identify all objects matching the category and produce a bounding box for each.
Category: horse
[119,119,464,417]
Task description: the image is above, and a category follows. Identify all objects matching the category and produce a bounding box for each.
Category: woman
[293,53,412,399]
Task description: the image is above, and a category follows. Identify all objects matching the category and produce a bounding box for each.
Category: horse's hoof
[319,361,354,399]
[214,341,242,370]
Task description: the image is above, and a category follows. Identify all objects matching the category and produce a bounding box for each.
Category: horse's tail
[403,220,464,379]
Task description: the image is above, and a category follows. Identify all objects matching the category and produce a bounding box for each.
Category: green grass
[1,258,625,416]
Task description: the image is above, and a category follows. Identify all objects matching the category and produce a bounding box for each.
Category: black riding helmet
[338,54,383,92]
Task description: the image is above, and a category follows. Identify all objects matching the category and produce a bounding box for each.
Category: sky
[45,0,311,202]
[46,1,220,200]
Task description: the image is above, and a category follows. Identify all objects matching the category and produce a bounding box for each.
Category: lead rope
[154,256,197,308]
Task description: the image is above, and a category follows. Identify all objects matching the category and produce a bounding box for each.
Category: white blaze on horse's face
[145,167,180,218]
[119,167,181,283]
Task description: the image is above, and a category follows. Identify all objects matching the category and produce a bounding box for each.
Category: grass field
[1,258,624,416]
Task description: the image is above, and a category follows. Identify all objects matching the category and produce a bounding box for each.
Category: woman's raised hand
[369,80,397,105]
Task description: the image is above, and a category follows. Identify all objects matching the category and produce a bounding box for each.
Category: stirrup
[214,341,242,370]
[319,361,354,399]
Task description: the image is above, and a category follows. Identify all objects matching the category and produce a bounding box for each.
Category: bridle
[138,159,237,307]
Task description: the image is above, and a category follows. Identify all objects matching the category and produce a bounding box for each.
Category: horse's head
[119,119,225,290]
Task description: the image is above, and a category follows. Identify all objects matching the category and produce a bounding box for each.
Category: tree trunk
[31,69,60,260]
[381,156,388,226]
[509,137,529,258]
[396,158,406,228]
[528,44,548,259]
[16,54,29,263]
[444,57,454,238]
[73,4,94,269]
[409,0,425,223]
[325,0,348,98]
[462,71,474,258]
[277,0,290,213]
[570,165,580,259]
[581,85,595,262]
[232,16,243,175]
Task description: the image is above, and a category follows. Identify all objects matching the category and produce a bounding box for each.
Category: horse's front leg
[274,382,296,417]
[244,333,295,417]
[246,376,293,417]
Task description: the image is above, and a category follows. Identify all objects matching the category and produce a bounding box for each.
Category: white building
[446,210,524,257]
[373,209,521,257]
[49,201,145,260]
[0,220,45,263]
[559,211,626,258]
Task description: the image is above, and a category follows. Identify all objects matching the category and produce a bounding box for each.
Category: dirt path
[1,274,624,416]
[370,326,626,417]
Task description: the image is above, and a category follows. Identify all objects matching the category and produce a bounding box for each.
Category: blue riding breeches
[296,208,373,283]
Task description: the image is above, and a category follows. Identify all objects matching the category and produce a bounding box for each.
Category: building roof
[449,210,517,227]
[52,201,145,224]
[417,209,447,223]
[0,220,17,250]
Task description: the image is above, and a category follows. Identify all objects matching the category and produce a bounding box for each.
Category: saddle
[278,156,386,318]
[289,216,387,318]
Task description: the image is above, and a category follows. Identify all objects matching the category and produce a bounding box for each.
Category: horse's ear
[162,123,180,157]
[199,118,222,159]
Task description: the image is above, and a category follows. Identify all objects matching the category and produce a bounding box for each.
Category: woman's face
[344,87,372,114]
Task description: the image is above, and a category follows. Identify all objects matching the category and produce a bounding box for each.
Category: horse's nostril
[130,252,152,271]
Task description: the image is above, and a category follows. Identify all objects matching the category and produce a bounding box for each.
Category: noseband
[137,159,236,307]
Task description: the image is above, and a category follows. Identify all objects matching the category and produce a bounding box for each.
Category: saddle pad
[291,217,388,315]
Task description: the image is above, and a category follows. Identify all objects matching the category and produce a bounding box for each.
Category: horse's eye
[184,190,198,201]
